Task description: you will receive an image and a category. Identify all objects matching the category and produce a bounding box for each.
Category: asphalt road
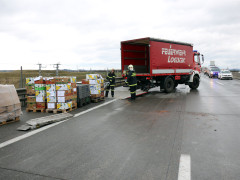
[1,74,240,180]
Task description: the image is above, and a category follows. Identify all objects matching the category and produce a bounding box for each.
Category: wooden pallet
[0,117,20,126]
[26,108,45,113]
[91,97,102,103]
[72,106,77,110]
[46,108,72,114]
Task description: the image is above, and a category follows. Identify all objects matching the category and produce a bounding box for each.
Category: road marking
[0,120,67,149]
[0,99,117,149]
[216,81,224,85]
[178,154,191,180]
[74,99,117,117]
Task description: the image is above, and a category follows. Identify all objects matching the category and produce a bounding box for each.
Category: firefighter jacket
[107,72,116,85]
[127,70,137,86]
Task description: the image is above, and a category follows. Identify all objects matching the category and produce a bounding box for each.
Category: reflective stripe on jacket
[107,72,116,85]
[127,70,137,85]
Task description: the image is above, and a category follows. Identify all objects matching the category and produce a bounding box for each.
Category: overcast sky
[0,0,240,70]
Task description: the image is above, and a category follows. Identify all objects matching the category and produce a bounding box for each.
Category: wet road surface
[1,74,240,180]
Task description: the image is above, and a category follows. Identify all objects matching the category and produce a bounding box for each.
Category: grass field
[0,70,122,88]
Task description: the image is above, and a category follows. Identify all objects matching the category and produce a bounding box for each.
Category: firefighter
[105,68,116,97]
[127,64,137,100]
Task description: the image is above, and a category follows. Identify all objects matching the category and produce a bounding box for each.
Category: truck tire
[189,75,200,89]
[164,77,174,93]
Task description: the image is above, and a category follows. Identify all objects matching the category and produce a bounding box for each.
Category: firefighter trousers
[106,84,115,97]
[129,85,136,100]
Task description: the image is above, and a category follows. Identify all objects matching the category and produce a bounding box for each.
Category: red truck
[121,37,204,93]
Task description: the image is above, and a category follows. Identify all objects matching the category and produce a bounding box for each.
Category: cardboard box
[57,96,66,103]
[89,79,102,85]
[36,102,46,109]
[55,77,70,84]
[70,77,76,83]
[27,96,36,102]
[81,79,89,84]
[26,77,35,85]
[46,91,56,97]
[27,102,36,109]
[56,84,68,91]
[46,84,56,91]
[67,83,72,90]
[45,77,56,84]
[47,103,56,109]
[89,84,101,94]
[26,85,35,95]
[35,84,46,91]
[71,83,77,88]
[86,74,99,80]
[101,91,104,97]
[35,90,46,97]
[57,102,72,110]
[47,96,56,102]
[34,77,45,84]
[36,96,45,102]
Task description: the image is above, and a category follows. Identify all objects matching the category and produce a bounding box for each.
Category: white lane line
[216,81,224,85]
[74,99,117,117]
[0,99,118,149]
[0,120,67,149]
[178,154,191,180]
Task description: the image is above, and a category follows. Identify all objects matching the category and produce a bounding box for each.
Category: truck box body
[121,37,194,76]
[121,37,204,93]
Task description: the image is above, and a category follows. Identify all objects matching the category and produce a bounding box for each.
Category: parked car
[218,70,233,80]
[208,67,220,78]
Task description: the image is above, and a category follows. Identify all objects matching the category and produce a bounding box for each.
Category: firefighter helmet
[128,64,133,70]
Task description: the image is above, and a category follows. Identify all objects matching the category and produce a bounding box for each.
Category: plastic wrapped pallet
[0,85,22,121]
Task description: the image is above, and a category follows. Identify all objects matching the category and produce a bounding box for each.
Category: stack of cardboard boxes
[55,77,72,110]
[46,77,56,109]
[26,77,36,110]
[35,77,46,109]
[26,76,77,112]
[71,77,77,109]
[83,74,104,101]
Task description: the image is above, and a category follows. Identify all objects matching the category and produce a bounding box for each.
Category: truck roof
[121,37,193,47]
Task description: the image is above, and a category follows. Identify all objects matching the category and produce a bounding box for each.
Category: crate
[77,96,91,107]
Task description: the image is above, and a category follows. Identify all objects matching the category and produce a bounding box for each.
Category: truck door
[194,53,201,72]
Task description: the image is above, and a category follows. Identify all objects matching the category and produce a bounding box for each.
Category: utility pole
[37,63,42,76]
[53,63,61,76]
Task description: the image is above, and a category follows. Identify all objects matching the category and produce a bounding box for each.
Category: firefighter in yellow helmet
[127,64,137,100]
[105,68,116,97]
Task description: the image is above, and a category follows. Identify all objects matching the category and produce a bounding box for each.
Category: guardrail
[16,88,27,107]
[16,78,126,107]
[232,72,240,80]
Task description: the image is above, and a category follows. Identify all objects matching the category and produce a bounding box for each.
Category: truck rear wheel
[189,75,200,89]
[164,77,174,93]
